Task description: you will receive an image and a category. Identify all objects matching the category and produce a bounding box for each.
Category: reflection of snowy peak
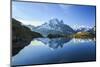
[36,38,71,49]
[29,18,75,36]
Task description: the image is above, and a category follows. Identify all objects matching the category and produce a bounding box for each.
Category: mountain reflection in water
[35,38,71,49]
[12,38,96,66]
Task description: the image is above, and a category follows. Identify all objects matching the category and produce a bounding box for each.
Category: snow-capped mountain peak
[29,18,75,36]
[36,18,64,31]
[49,18,63,25]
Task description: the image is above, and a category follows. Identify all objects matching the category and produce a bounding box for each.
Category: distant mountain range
[75,27,91,33]
[26,18,95,37]
[87,26,95,36]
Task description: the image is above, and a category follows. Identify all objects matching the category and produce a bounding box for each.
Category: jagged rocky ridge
[27,18,75,37]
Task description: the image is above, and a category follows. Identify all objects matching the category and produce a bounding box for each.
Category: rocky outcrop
[12,18,42,56]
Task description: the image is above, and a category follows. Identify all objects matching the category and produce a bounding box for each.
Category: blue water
[12,38,96,66]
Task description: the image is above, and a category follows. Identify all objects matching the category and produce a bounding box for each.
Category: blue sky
[12,1,96,28]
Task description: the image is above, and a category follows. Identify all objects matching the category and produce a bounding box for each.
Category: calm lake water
[12,38,96,66]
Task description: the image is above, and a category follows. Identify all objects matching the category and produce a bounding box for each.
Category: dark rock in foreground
[12,18,42,56]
